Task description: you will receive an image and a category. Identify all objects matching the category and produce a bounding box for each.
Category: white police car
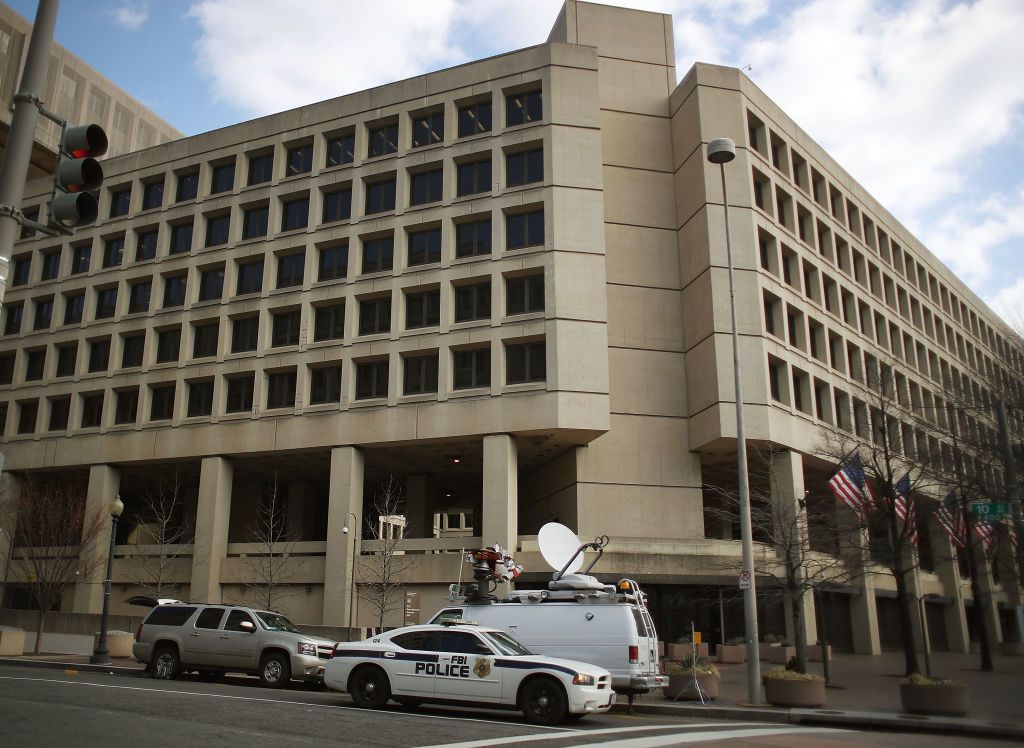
[324,622,615,724]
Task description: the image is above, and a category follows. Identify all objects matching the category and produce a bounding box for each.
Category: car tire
[259,652,292,688]
[520,677,568,725]
[349,666,391,709]
[151,646,180,681]
[394,697,423,708]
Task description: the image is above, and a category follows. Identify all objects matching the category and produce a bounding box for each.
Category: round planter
[663,672,720,700]
[763,677,826,707]
[900,682,970,716]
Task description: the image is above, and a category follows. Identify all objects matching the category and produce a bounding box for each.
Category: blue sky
[9,0,1024,324]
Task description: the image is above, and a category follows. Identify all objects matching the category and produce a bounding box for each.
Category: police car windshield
[482,631,532,656]
[254,611,301,633]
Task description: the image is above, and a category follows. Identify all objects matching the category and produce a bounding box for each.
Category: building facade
[0,2,1020,653]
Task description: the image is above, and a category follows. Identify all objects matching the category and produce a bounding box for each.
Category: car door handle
[189,633,200,637]
[383,652,395,658]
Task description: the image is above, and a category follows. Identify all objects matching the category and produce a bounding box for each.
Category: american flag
[975,519,998,553]
[828,454,874,517]
[894,473,919,546]
[935,491,966,548]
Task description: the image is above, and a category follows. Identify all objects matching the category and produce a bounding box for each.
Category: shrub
[727,636,745,646]
[901,673,963,687]
[664,653,719,678]
[764,668,822,682]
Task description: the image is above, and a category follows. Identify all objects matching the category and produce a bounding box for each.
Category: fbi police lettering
[415,655,471,678]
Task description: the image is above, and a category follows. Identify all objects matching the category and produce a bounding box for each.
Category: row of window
[0,339,547,436]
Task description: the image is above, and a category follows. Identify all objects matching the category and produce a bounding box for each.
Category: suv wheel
[520,677,568,725]
[151,646,180,681]
[259,652,291,688]
[349,666,391,709]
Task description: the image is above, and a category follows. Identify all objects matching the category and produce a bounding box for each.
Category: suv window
[224,610,255,631]
[392,631,439,651]
[145,606,196,626]
[195,607,226,629]
[439,631,492,655]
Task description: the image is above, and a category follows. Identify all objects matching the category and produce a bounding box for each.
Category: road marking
[416,722,773,748]
[567,726,847,747]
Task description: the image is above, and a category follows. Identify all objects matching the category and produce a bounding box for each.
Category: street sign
[739,568,751,590]
[693,631,702,644]
[971,502,1011,521]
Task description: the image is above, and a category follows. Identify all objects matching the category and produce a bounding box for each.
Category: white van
[429,578,664,699]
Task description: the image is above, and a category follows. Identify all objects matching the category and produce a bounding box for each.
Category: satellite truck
[429,523,665,706]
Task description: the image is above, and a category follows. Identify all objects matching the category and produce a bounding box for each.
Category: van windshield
[255,611,301,633]
[482,630,533,656]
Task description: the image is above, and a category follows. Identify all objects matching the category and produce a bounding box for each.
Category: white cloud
[990,278,1024,331]
[108,1,149,31]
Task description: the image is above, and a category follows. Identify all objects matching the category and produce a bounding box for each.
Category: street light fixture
[342,511,358,641]
[707,137,761,704]
[90,494,124,665]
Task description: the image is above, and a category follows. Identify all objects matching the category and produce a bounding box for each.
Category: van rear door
[630,606,658,677]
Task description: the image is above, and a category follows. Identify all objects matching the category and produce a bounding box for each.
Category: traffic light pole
[0,0,61,307]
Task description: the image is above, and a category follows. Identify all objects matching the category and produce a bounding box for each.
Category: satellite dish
[538,522,584,575]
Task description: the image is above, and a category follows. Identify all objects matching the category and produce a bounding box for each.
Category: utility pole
[996,402,1024,581]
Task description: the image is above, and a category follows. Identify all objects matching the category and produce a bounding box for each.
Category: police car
[324,621,615,724]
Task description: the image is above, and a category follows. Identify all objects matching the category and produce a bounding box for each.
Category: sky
[8,0,1024,325]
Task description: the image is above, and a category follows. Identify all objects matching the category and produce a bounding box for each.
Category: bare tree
[242,475,300,612]
[124,472,192,599]
[358,476,416,632]
[7,479,106,653]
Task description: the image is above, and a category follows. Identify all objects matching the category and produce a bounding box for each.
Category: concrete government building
[0,1,1021,654]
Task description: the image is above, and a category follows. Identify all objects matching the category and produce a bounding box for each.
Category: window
[0,403,6,435]
[277,252,305,288]
[95,287,118,319]
[211,161,235,194]
[314,303,345,341]
[20,207,38,238]
[506,88,542,126]
[163,275,187,308]
[368,122,398,157]
[271,309,301,347]
[457,158,491,196]
[408,227,441,266]
[25,349,44,380]
[365,177,396,214]
[326,132,355,167]
[362,236,393,273]
[169,222,193,254]
[17,400,38,434]
[286,143,313,176]
[109,187,131,217]
[506,148,543,187]
[322,186,352,223]
[404,353,438,395]
[0,352,12,384]
[12,256,30,286]
[142,180,164,210]
[506,273,544,315]
[103,236,124,267]
[176,170,199,202]
[193,321,219,358]
[121,333,145,368]
[410,167,442,206]
[198,266,224,301]
[56,343,77,377]
[236,259,264,294]
[453,348,490,389]
[89,337,111,373]
[456,218,491,258]
[506,209,543,250]
[405,290,440,329]
[80,392,104,428]
[309,365,341,404]
[359,297,391,335]
[226,374,254,412]
[248,152,274,185]
[136,229,158,261]
[4,304,22,335]
[355,360,388,399]
[412,111,443,147]
[128,279,151,313]
[454,281,490,322]
[150,384,175,421]
[506,340,546,383]
[115,388,139,424]
[266,370,297,408]
[48,396,70,431]
[318,243,348,281]
[242,205,268,239]
[206,213,231,246]
[187,379,214,417]
[156,326,181,363]
[458,100,491,137]
[232,316,259,352]
[281,195,309,231]
[33,298,53,330]
[41,250,60,280]
[194,606,224,629]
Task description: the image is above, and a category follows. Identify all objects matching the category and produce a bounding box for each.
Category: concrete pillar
[323,446,363,627]
[0,472,23,606]
[770,450,817,646]
[934,534,970,653]
[482,434,517,552]
[405,474,431,539]
[73,465,121,613]
[189,456,233,604]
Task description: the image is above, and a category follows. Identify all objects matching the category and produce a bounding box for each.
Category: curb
[0,657,146,677]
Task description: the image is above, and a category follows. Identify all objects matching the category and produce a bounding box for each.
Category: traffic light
[50,123,108,229]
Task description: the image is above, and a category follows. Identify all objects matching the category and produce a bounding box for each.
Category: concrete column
[72,465,121,613]
[0,472,23,606]
[405,474,431,539]
[934,534,970,653]
[323,446,364,627]
[482,434,517,552]
[189,456,233,604]
[770,450,817,646]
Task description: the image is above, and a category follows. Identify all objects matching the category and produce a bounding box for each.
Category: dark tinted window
[410,168,442,206]
[326,132,355,167]
[439,631,492,655]
[457,158,491,196]
[224,610,255,631]
[286,144,313,176]
[456,219,491,258]
[136,229,158,261]
[392,631,439,651]
[195,607,226,629]
[318,243,348,281]
[506,148,543,187]
[71,245,91,274]
[631,607,649,637]
[412,112,443,148]
[170,222,193,254]
[103,237,124,267]
[142,181,164,210]
[41,251,60,280]
[226,375,255,412]
[458,100,491,137]
[236,260,264,294]
[198,267,224,301]
[188,381,214,419]
[277,253,305,288]
[121,334,145,368]
[408,228,441,266]
[323,187,352,223]
[281,197,309,231]
[146,606,197,627]
[243,205,268,239]
[362,237,393,274]
[110,188,131,217]
[309,365,342,404]
[368,123,398,157]
[211,162,235,194]
[176,171,199,202]
[248,153,274,185]
[115,388,139,424]
[506,89,542,126]
[207,214,231,246]
[365,178,396,214]
[507,210,544,250]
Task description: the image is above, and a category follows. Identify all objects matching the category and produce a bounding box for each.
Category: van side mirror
[240,620,255,633]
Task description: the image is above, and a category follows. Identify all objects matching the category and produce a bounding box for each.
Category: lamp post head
[110,494,124,518]
[707,138,736,164]
[342,526,349,534]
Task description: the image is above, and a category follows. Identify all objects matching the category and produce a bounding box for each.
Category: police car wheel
[520,677,568,725]
[350,666,391,709]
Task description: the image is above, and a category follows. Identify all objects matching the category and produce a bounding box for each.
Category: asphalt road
[0,663,1008,747]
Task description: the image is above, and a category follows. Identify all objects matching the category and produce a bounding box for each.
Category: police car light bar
[440,619,478,627]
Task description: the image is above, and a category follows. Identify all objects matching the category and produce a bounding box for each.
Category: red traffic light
[64,124,108,159]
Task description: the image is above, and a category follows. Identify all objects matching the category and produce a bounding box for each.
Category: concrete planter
[807,644,832,662]
[0,628,26,656]
[763,676,827,707]
[770,646,796,664]
[717,644,746,663]
[900,682,970,716]
[999,641,1024,657]
[667,643,709,661]
[93,632,133,658]
[758,642,780,661]
[663,672,720,700]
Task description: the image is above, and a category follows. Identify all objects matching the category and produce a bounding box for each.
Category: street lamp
[90,494,124,665]
[342,511,358,641]
[707,137,761,703]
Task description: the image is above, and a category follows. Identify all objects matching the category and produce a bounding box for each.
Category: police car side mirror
[240,621,255,633]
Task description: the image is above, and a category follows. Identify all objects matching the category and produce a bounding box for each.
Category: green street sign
[970,502,1011,520]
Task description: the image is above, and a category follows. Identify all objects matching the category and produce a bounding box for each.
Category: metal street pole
[345,511,358,641]
[90,494,123,665]
[708,137,761,703]
[996,402,1023,580]
[0,0,61,307]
